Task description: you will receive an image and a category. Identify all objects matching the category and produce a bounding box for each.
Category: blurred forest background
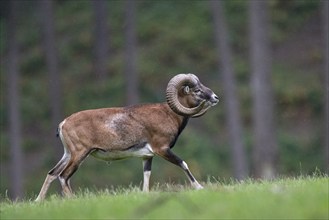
[0,0,328,200]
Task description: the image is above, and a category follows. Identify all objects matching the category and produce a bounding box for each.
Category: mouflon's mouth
[209,94,219,106]
[210,100,219,106]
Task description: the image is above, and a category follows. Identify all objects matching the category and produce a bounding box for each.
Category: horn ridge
[166,74,205,116]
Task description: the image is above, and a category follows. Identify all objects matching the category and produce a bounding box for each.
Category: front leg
[157,148,203,190]
[142,157,153,192]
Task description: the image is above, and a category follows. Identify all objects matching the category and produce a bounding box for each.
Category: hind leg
[58,149,90,198]
[58,160,77,198]
[35,153,70,202]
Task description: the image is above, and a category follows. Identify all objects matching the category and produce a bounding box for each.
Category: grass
[0,176,328,219]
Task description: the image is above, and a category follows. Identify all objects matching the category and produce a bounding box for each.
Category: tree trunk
[322,0,329,173]
[124,0,139,105]
[7,0,24,200]
[210,0,248,180]
[249,0,278,179]
[92,0,109,81]
[40,0,62,158]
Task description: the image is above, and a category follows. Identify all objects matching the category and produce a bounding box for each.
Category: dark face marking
[188,81,218,106]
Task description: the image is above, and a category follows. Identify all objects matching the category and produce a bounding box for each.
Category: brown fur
[35,74,218,201]
[61,103,184,153]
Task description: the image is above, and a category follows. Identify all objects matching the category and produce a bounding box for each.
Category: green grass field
[1,176,328,219]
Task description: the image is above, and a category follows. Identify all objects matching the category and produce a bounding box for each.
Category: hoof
[192,182,204,190]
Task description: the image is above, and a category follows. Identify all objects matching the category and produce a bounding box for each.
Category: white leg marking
[143,170,151,192]
[59,176,66,186]
[181,160,204,190]
[35,174,57,202]
[192,181,204,190]
[182,161,189,170]
[59,176,73,197]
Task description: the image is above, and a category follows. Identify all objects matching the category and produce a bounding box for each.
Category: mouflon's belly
[91,143,154,161]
